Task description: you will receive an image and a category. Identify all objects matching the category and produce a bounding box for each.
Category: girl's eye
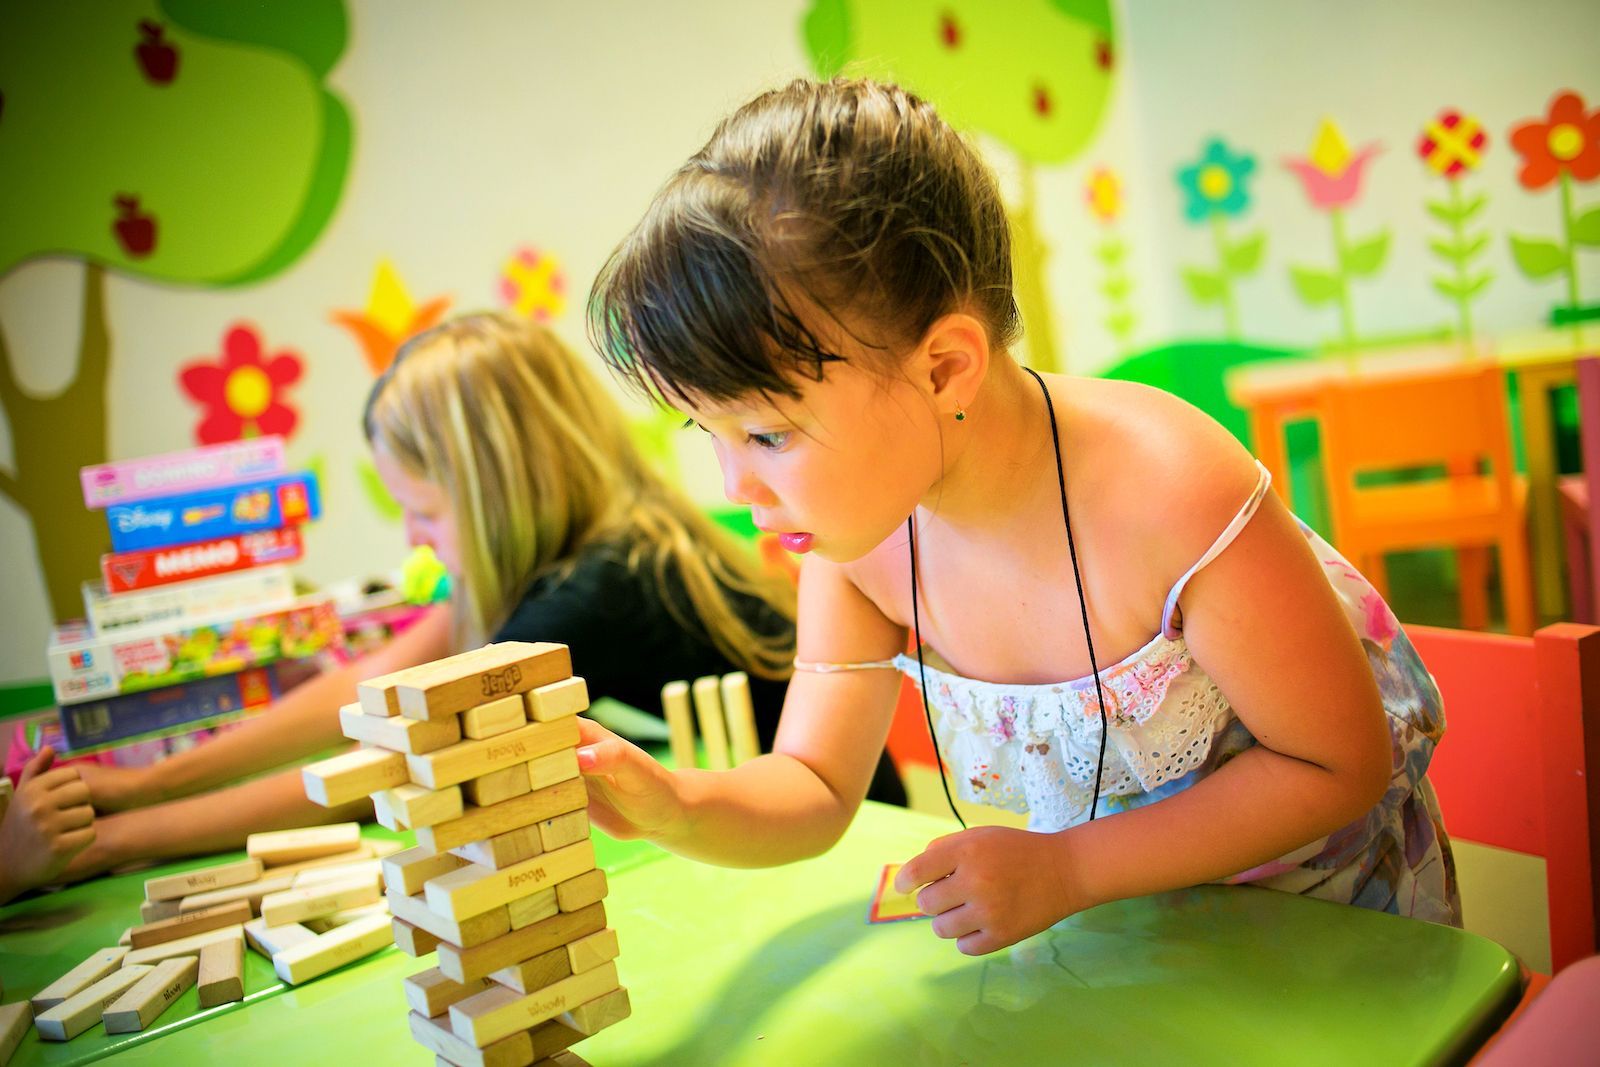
[748,431,790,451]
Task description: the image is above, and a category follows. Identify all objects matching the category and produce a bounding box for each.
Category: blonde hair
[364,312,796,678]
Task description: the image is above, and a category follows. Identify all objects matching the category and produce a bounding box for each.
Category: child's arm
[0,748,96,904]
[579,552,905,867]
[78,605,452,811]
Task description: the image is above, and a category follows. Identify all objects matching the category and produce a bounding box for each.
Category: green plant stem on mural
[1209,214,1240,340]
[1010,162,1060,373]
[1449,180,1472,340]
[1328,207,1357,347]
[1559,171,1581,312]
[1096,234,1136,348]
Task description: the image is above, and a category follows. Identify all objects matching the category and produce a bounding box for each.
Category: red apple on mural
[136,20,179,86]
[112,195,157,258]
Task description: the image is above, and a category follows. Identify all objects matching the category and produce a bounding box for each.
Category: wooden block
[507,888,558,930]
[243,918,319,959]
[302,748,409,807]
[248,823,362,866]
[449,960,619,1048]
[356,667,409,716]
[292,857,384,889]
[462,694,527,740]
[260,871,381,927]
[490,946,571,995]
[124,924,244,968]
[371,790,401,831]
[384,846,468,897]
[0,1001,31,1067]
[425,840,596,922]
[396,643,572,722]
[524,748,581,792]
[304,901,390,934]
[102,956,198,1034]
[179,873,294,915]
[145,857,263,902]
[537,1053,591,1067]
[661,679,696,768]
[525,677,588,723]
[560,985,630,1037]
[393,917,442,957]
[565,928,619,975]
[438,902,605,985]
[450,827,541,871]
[526,1017,584,1061]
[197,938,244,1008]
[34,964,153,1040]
[407,717,580,791]
[117,927,132,947]
[555,870,607,913]
[405,967,492,1018]
[408,1010,534,1067]
[388,890,512,949]
[720,671,761,765]
[535,810,588,853]
[129,899,252,949]
[691,675,731,771]
[272,912,393,984]
[140,899,182,923]
[379,782,464,829]
[340,703,462,754]
[463,762,532,808]
[31,948,129,1012]
[418,776,587,854]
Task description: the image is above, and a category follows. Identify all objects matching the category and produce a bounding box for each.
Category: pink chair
[1558,357,1600,622]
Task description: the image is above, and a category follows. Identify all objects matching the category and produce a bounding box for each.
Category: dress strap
[792,658,900,673]
[1160,461,1272,639]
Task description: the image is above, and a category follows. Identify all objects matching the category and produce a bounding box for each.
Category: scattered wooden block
[248,823,363,866]
[395,643,572,722]
[660,680,697,772]
[0,1002,32,1067]
[117,927,132,947]
[450,827,541,871]
[379,783,465,829]
[449,960,619,1048]
[507,887,558,930]
[129,899,252,950]
[179,873,294,915]
[260,871,381,927]
[461,694,527,740]
[33,964,153,1041]
[139,899,182,923]
[408,1010,534,1067]
[197,938,245,1008]
[407,718,580,791]
[272,911,393,984]
[490,945,571,995]
[243,918,319,959]
[405,967,493,1018]
[31,947,129,1012]
[123,924,243,968]
[417,776,587,854]
[437,902,605,984]
[463,763,531,808]
[302,748,409,807]
[383,846,468,897]
[555,870,607,913]
[102,956,198,1034]
[720,671,761,765]
[525,677,588,723]
[425,840,596,922]
[691,675,731,771]
[304,901,389,934]
[340,703,462,754]
[560,985,630,1037]
[388,890,512,950]
[145,858,263,902]
[536,810,588,853]
[393,917,442,958]
[292,857,384,889]
[565,929,619,975]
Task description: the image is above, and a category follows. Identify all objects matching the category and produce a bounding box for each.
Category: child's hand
[0,747,97,904]
[574,717,684,843]
[895,825,1085,956]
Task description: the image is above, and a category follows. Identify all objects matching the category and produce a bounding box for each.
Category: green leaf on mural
[1464,270,1493,297]
[1222,231,1265,274]
[1509,233,1567,279]
[1105,310,1136,339]
[1181,267,1227,303]
[1102,275,1131,301]
[1572,205,1600,247]
[1432,275,1466,301]
[1428,237,1461,261]
[358,459,403,522]
[1459,191,1487,220]
[1289,265,1341,305]
[1342,232,1390,276]
[1425,199,1459,225]
[1096,239,1126,265]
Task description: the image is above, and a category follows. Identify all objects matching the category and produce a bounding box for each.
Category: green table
[4,806,1520,1066]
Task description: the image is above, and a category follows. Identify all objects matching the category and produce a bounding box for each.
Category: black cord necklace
[908,365,1110,828]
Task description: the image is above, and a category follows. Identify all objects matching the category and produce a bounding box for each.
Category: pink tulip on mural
[1284,119,1382,211]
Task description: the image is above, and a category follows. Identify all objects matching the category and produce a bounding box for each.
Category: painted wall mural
[1507,89,1600,322]
[1417,109,1493,345]
[1176,139,1265,341]
[0,0,352,621]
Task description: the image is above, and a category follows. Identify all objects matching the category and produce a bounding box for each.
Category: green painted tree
[803,0,1117,372]
[0,0,352,621]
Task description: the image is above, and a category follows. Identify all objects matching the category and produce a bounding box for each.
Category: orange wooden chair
[1410,622,1600,973]
[1558,357,1600,623]
[1318,363,1536,634]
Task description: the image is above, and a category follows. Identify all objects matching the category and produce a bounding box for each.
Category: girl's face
[372,444,463,578]
[682,358,943,564]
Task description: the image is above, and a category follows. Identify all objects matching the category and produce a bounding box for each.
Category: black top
[494,540,907,806]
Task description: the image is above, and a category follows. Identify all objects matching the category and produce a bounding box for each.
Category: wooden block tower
[302,641,628,1067]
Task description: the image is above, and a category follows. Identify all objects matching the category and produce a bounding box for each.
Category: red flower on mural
[1509,90,1600,191]
[179,324,304,444]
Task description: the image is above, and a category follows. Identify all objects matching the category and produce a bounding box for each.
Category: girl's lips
[778,532,814,553]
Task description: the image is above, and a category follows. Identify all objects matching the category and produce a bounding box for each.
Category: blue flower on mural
[1177,139,1257,221]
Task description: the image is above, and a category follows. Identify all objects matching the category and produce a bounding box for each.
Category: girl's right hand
[75,761,156,813]
[574,717,684,842]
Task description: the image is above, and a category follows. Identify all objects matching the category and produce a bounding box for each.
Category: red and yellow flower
[179,324,303,444]
[1416,109,1488,180]
[1509,90,1600,191]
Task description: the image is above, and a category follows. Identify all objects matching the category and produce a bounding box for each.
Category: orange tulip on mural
[330,260,452,377]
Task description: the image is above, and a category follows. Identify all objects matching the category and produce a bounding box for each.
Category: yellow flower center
[1548,123,1585,162]
[1199,165,1232,200]
[225,365,272,419]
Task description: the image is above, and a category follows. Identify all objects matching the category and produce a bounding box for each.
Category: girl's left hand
[894,825,1087,955]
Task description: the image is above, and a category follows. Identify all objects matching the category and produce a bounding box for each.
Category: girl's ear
[919,313,991,417]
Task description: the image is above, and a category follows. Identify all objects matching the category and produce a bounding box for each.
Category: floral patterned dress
[893,463,1462,926]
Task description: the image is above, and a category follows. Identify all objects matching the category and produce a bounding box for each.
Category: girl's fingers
[55,803,95,832]
[17,746,55,788]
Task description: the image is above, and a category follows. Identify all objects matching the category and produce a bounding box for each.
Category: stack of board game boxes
[302,641,628,1067]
